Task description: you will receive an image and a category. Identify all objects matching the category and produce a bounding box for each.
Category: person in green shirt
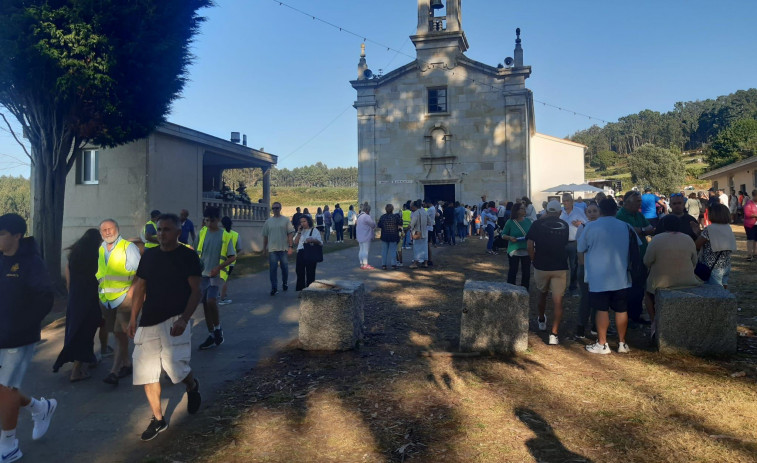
[616,191,654,257]
[501,202,533,289]
[615,190,654,325]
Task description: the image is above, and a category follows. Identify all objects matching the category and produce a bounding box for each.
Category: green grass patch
[247,186,358,210]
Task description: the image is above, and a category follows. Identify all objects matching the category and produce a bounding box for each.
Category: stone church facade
[351,0,585,213]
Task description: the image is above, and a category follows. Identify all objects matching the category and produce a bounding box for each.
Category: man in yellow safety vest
[97,218,141,385]
[195,206,236,350]
[218,216,239,305]
[141,210,161,250]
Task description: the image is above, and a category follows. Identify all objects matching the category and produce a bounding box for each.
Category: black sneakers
[213,328,224,347]
[198,335,215,350]
[282,284,288,291]
[141,416,168,441]
[270,288,278,296]
[187,379,201,414]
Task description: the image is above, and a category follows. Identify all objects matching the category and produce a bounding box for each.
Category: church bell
[430,0,444,10]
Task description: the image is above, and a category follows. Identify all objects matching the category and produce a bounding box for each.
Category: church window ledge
[421,155,457,164]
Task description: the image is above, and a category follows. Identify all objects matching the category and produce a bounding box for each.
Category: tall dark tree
[0,0,212,286]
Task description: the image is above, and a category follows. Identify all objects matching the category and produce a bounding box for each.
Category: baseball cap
[546,200,562,213]
[0,213,27,235]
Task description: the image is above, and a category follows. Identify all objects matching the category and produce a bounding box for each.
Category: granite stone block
[656,285,737,356]
[460,280,530,354]
[299,280,365,351]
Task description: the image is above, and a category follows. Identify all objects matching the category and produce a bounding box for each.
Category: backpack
[333,209,343,222]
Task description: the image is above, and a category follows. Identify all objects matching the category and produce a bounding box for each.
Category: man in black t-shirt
[526,200,569,345]
[127,214,203,442]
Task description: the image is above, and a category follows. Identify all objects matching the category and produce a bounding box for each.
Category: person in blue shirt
[179,209,196,245]
[641,188,665,227]
[578,199,640,354]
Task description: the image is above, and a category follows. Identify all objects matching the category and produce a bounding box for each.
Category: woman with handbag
[500,202,532,289]
[695,204,736,289]
[409,199,428,268]
[294,215,323,291]
[643,214,700,336]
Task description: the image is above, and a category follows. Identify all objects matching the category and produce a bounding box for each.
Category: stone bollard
[299,280,365,351]
[460,280,529,354]
[655,285,737,356]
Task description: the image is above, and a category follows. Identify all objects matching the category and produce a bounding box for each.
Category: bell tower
[411,0,468,63]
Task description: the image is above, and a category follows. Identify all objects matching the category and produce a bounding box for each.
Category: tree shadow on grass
[515,407,594,463]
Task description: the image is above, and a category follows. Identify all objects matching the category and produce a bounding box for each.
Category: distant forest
[0,175,31,221]
[223,162,357,190]
[570,88,757,169]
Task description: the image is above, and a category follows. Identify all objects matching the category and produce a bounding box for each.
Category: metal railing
[202,199,269,222]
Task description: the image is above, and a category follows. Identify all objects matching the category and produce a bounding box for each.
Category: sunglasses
[670,193,684,197]
[271,206,281,210]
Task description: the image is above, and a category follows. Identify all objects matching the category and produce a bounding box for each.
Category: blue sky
[1,0,756,177]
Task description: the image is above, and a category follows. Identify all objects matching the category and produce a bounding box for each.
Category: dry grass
[151,228,757,463]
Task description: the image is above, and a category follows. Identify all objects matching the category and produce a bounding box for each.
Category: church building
[351,0,585,213]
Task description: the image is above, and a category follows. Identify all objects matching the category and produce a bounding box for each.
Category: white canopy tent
[542,183,604,194]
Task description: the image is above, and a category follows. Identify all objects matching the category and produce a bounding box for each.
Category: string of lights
[279,105,353,162]
[271,0,612,124]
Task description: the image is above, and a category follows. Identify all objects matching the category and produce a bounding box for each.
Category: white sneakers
[548,334,559,345]
[31,398,57,440]
[537,316,547,331]
[585,342,612,354]
[585,342,631,354]
[0,440,21,463]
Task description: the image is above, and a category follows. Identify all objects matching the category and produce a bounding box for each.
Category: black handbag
[695,251,723,282]
[627,227,646,286]
[302,229,323,264]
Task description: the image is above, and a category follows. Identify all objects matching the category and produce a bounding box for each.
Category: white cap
[546,200,562,213]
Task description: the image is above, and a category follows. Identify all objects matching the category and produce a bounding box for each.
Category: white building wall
[529,133,586,205]
[705,170,757,194]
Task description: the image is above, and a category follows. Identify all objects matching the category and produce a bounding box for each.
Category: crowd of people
[1,186,749,458]
[310,188,743,355]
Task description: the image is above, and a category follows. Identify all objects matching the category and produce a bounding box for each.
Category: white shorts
[132,316,192,386]
[0,343,35,389]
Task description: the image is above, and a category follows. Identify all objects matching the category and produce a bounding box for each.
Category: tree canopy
[628,144,686,194]
[0,0,211,285]
[0,175,30,221]
[706,118,757,168]
[571,89,757,164]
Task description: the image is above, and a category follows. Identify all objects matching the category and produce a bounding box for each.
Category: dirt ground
[149,226,757,463]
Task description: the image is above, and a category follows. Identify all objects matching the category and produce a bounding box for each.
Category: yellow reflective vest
[402,209,411,228]
[228,230,239,268]
[96,239,136,304]
[197,227,233,281]
[143,220,158,248]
